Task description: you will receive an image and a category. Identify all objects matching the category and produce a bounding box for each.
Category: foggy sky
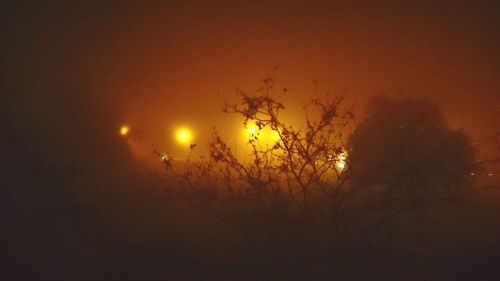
[2,0,499,163]
[2,3,499,278]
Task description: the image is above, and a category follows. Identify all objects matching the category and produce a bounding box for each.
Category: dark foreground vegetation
[2,81,499,280]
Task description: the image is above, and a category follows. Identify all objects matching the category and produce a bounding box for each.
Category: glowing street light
[175,127,193,145]
[248,127,257,135]
[243,122,281,145]
[328,151,347,171]
[244,123,260,140]
[120,125,130,136]
[336,152,347,170]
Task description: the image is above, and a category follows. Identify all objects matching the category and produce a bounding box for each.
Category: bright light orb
[120,125,130,136]
[244,123,260,140]
[243,123,281,144]
[335,152,347,170]
[175,128,193,145]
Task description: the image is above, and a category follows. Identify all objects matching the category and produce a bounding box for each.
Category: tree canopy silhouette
[348,97,476,205]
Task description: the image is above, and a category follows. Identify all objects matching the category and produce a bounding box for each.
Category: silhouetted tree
[158,87,483,261]
[158,79,357,254]
[347,97,476,207]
